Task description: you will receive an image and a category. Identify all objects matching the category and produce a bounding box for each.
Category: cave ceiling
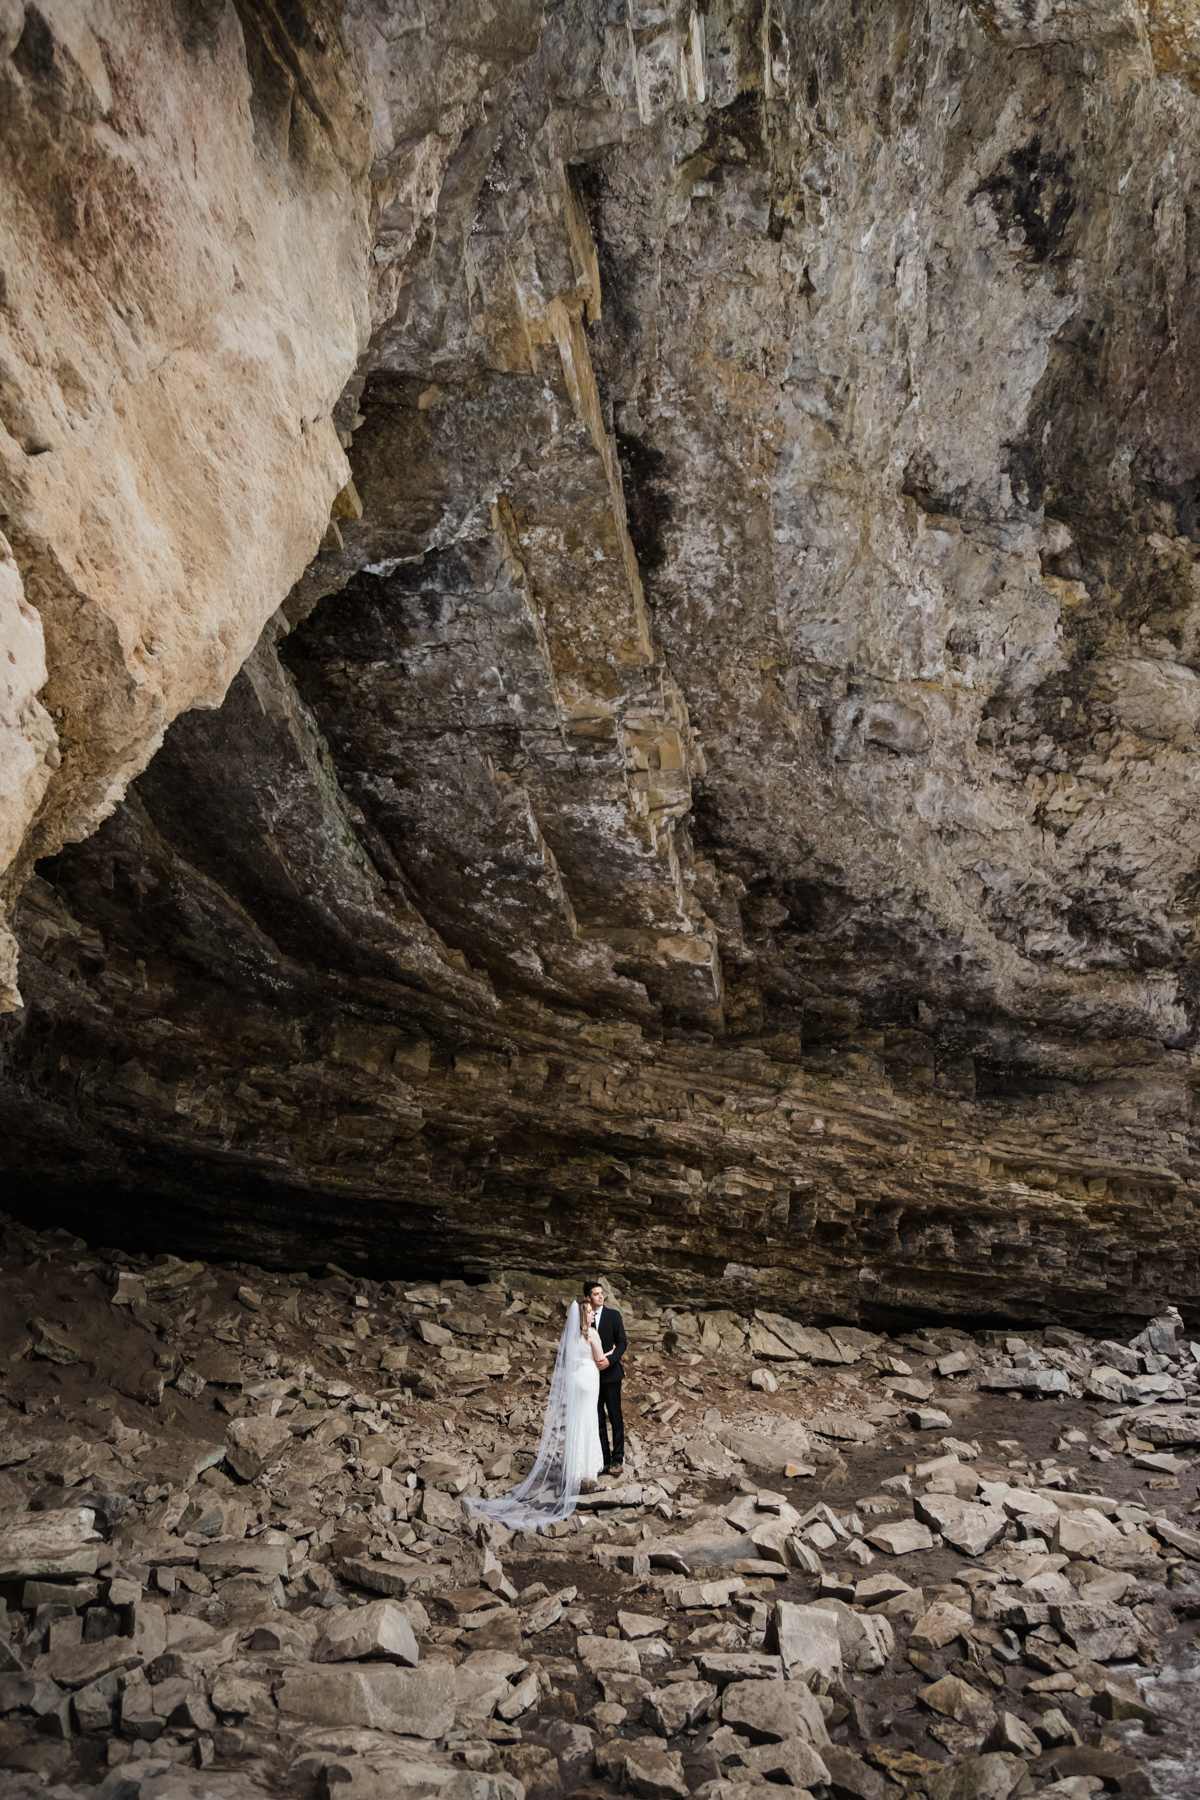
[2,0,1200,1324]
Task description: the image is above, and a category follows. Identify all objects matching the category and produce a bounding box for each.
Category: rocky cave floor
[1,1217,1198,1800]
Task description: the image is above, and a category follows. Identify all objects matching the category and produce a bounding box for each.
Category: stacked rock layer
[2,2,1200,1321]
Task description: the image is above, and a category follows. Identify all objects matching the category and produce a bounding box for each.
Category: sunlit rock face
[2,0,1200,1326]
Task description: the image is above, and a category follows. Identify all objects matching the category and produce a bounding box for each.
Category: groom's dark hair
[583,1277,603,1295]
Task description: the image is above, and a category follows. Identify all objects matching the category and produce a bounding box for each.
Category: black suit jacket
[595,1305,627,1383]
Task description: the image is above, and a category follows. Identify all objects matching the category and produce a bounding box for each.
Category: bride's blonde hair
[578,1299,592,1337]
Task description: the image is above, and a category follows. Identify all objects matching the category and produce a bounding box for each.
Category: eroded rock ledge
[3,1,1200,1323]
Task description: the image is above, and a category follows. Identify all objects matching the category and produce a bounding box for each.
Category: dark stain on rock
[974,1057,1067,1101]
[1003,435,1045,514]
[1148,474,1200,542]
[697,89,767,168]
[900,451,969,518]
[569,156,639,345]
[971,137,1076,262]
[616,429,671,575]
[12,9,57,83]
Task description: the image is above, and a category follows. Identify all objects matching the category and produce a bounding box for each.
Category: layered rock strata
[3,1,1200,1320]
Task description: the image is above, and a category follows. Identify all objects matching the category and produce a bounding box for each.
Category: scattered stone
[765,1601,843,1688]
[865,1519,935,1556]
[645,1679,715,1735]
[1153,1517,1200,1560]
[919,1673,995,1729]
[1051,1601,1139,1661]
[698,1653,784,1685]
[224,1416,291,1482]
[276,1665,452,1738]
[924,1753,1029,1800]
[1053,1509,1122,1559]
[0,1510,101,1580]
[910,1601,972,1650]
[987,1710,1042,1756]
[812,1598,894,1673]
[340,1557,441,1598]
[0,1220,1191,1800]
[577,1634,641,1677]
[620,1610,668,1639]
[809,1411,877,1444]
[601,1738,689,1799]
[718,1425,814,1474]
[913,1495,1009,1555]
[314,1600,420,1666]
[980,1369,1071,1396]
[733,1734,831,1788]
[719,1674,830,1747]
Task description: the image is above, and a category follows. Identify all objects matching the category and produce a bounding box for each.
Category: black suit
[594,1304,627,1468]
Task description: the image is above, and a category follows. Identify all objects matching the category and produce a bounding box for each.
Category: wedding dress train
[466,1300,604,1531]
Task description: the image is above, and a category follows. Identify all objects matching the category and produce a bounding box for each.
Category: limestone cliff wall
[0,0,541,1004]
[2,0,1200,1322]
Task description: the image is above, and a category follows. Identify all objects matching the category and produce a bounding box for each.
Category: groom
[585,1279,627,1476]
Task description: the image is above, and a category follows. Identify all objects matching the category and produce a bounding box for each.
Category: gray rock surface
[2,2,1200,1323]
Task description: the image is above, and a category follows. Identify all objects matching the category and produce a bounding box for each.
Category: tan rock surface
[0,0,543,1005]
[2,1,1200,1320]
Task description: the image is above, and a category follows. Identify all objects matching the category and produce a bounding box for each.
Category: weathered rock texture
[0,0,542,1001]
[3,0,1200,1324]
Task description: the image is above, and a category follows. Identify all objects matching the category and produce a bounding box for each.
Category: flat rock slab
[275,1665,452,1739]
[575,1484,646,1508]
[812,1598,894,1674]
[734,1735,832,1788]
[1051,1601,1140,1662]
[645,1678,715,1735]
[698,1652,784,1685]
[718,1426,814,1474]
[618,1611,667,1639]
[196,1540,289,1579]
[1053,1508,1122,1559]
[767,1601,843,1688]
[911,1602,973,1650]
[315,1600,420,1667]
[340,1557,445,1598]
[809,1411,877,1444]
[914,1496,1009,1555]
[720,1676,830,1747]
[673,1577,746,1609]
[1153,1518,1200,1560]
[979,1368,1071,1396]
[1136,1409,1200,1447]
[615,1740,689,1799]
[577,1634,641,1676]
[866,1519,936,1556]
[34,1639,142,1690]
[822,1745,894,1800]
[0,1509,101,1580]
[919,1673,995,1729]
[855,1573,914,1606]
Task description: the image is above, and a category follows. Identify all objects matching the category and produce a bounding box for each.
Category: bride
[466,1298,609,1530]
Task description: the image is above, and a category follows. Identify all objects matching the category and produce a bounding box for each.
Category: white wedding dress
[466,1300,604,1531]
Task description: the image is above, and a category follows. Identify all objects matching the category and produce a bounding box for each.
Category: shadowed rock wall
[2,0,1200,1325]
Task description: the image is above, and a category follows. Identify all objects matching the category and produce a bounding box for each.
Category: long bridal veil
[466,1299,588,1532]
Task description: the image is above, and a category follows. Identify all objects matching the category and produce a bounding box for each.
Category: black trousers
[597,1378,624,1466]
